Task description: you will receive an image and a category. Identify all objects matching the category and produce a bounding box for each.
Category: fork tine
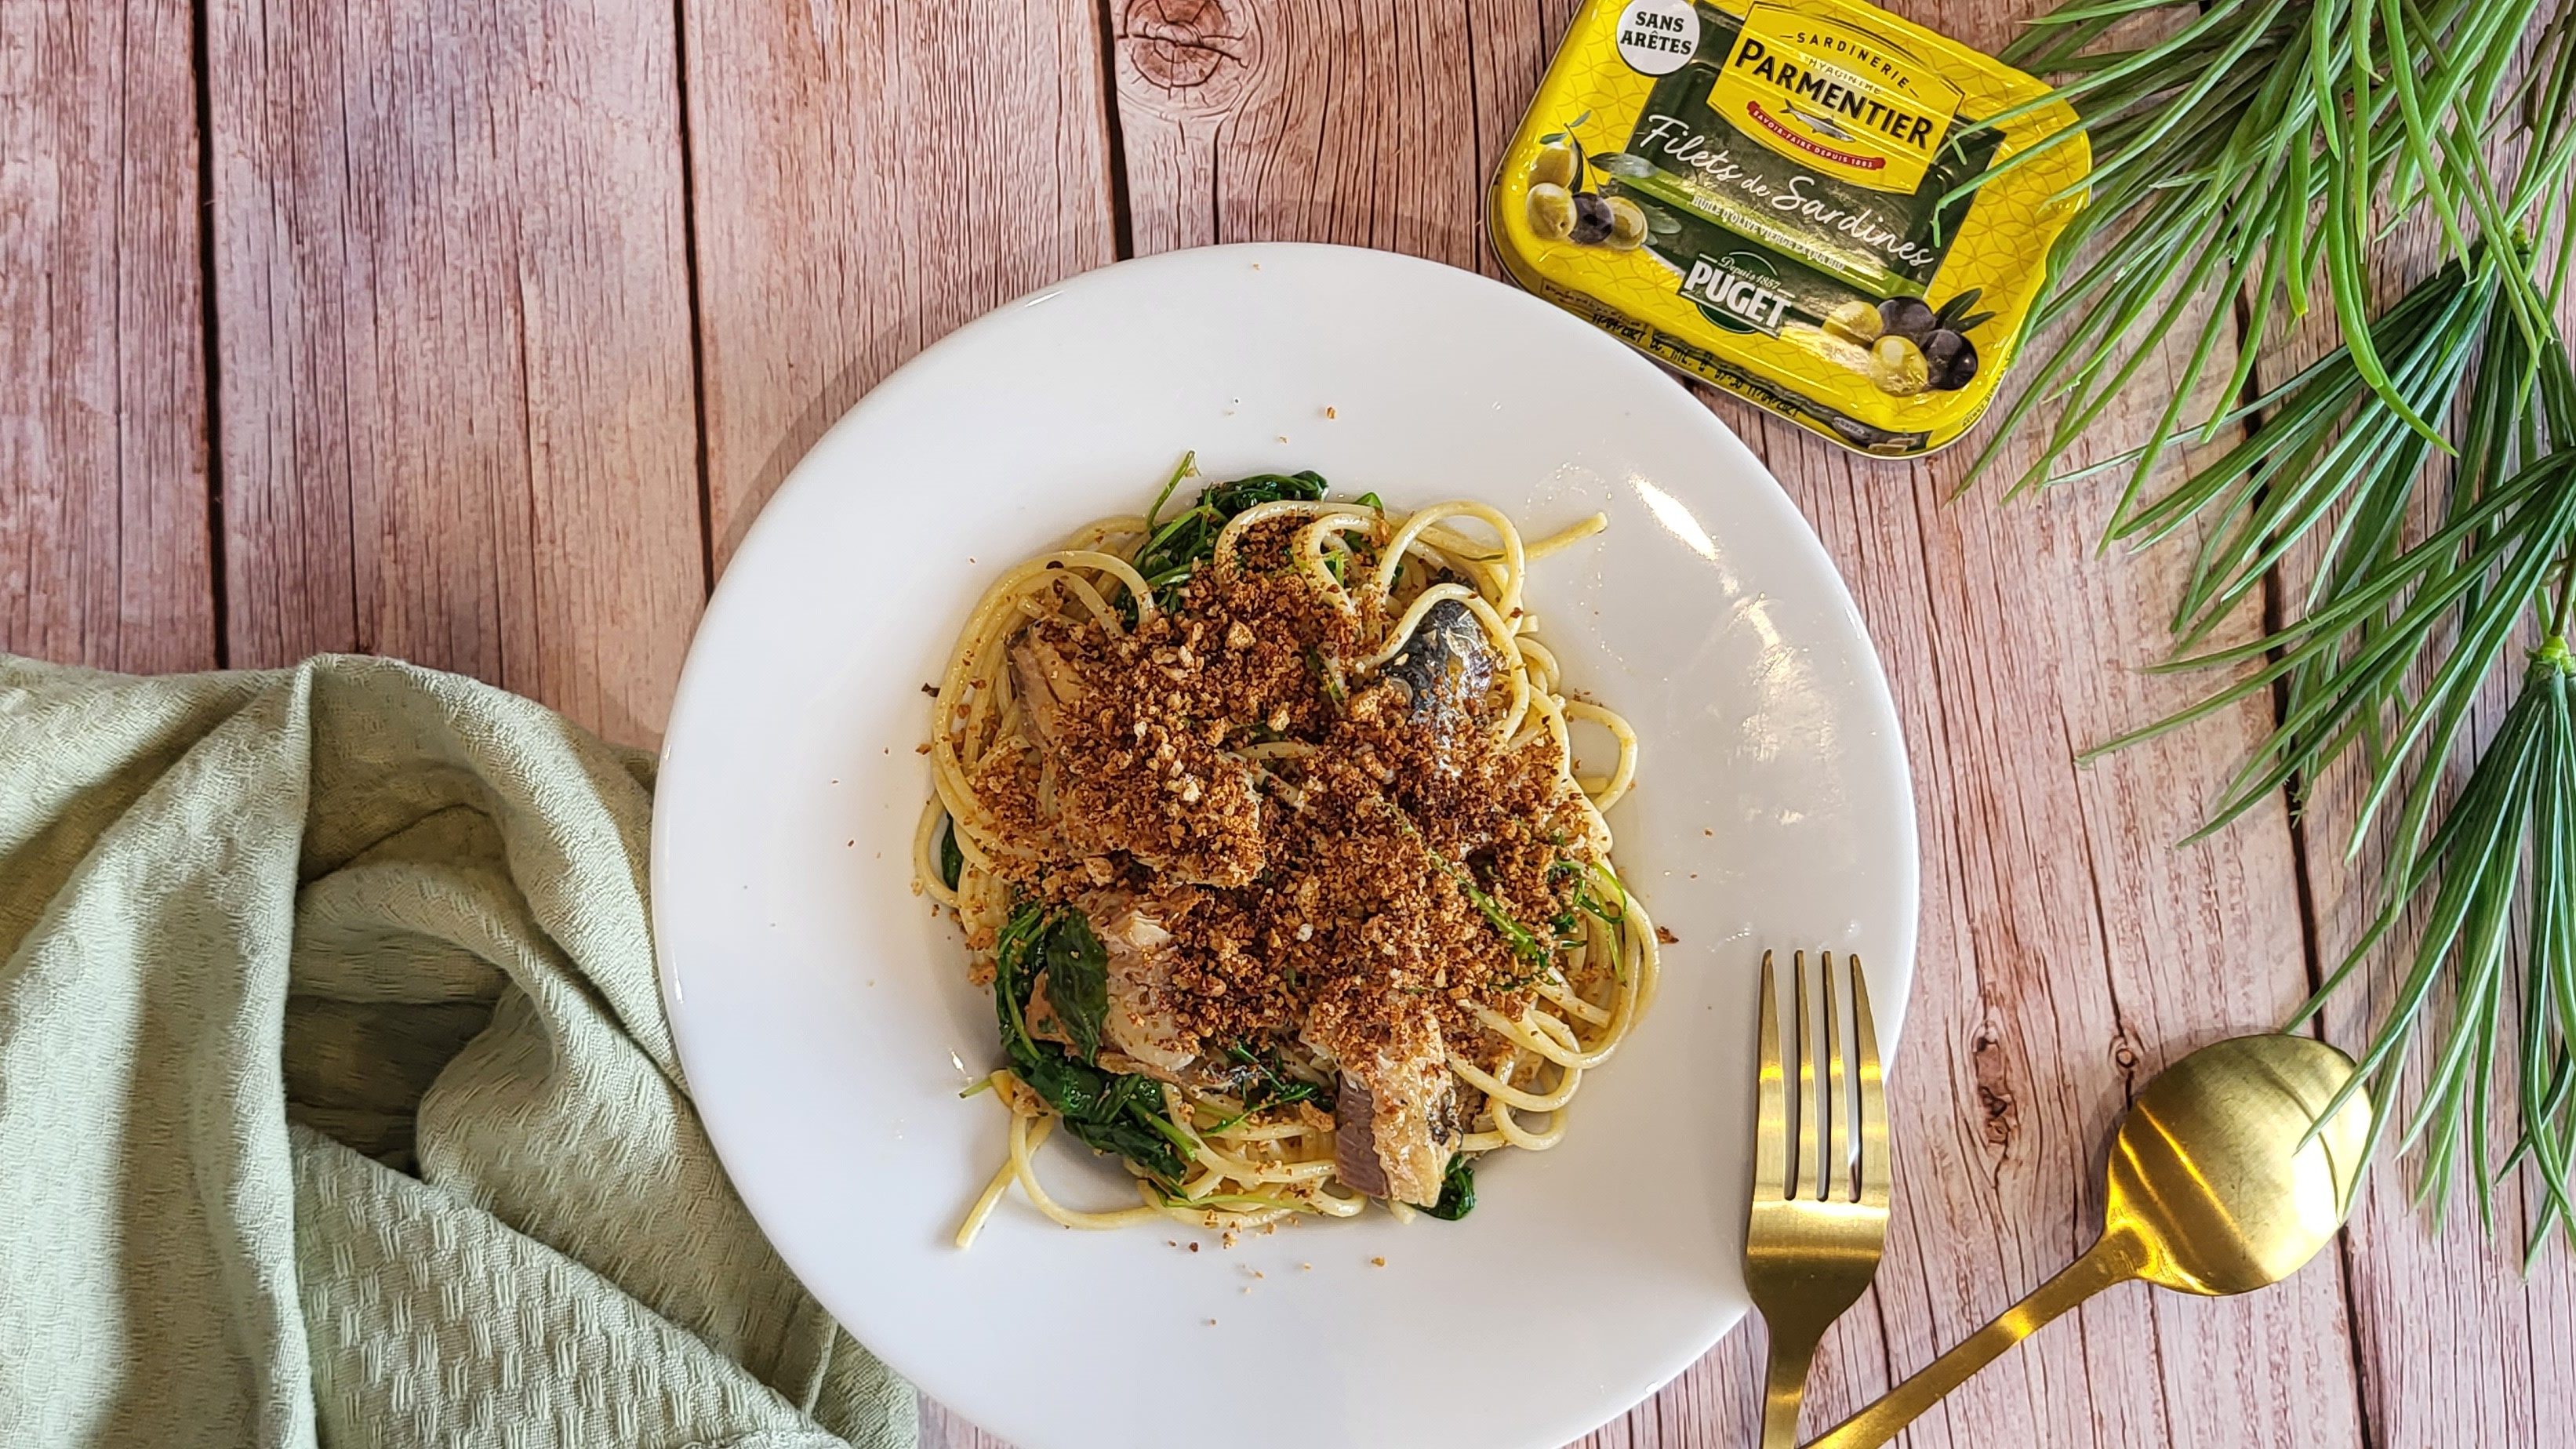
[1793,951,1818,1200]
[1820,950,1844,1203]
[1850,954,1891,1209]
[1756,951,1788,1200]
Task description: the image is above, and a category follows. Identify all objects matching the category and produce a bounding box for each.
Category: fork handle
[1759,1334,1822,1449]
[1802,1229,2147,1449]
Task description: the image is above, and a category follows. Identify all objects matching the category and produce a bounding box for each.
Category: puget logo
[1681,250,1793,335]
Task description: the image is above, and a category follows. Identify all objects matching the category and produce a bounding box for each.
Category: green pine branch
[1988,0,2576,1246]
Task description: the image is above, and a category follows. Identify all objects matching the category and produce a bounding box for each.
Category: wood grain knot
[1972,1027,2018,1146]
[2109,1034,2142,1074]
[1117,0,1257,113]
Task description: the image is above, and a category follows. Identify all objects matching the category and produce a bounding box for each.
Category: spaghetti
[915,458,1659,1244]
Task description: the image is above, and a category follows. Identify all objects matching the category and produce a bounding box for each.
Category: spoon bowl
[1811,1033,2372,1448]
[2110,1033,2372,1296]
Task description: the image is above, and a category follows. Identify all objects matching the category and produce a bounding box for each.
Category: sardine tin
[1491,0,2089,457]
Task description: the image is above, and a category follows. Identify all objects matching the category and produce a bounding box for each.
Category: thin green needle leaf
[2375,0,2476,266]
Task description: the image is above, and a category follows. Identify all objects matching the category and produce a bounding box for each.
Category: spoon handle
[1803,1231,2147,1449]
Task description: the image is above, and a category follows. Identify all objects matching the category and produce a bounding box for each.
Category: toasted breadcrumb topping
[968,519,1604,1066]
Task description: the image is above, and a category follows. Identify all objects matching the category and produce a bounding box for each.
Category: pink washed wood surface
[0,1,2567,1444]
[204,0,704,745]
[680,0,1119,572]
[0,0,213,673]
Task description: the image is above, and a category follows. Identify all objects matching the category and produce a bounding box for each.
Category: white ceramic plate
[655,243,1917,1449]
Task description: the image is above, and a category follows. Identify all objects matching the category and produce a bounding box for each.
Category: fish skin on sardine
[1379,598,1495,732]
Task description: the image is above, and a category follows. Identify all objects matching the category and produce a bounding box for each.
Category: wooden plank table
[3,0,2567,1444]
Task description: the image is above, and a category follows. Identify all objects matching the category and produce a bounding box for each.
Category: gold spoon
[1806,1033,2373,1449]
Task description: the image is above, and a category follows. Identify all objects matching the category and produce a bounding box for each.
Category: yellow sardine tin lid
[1491,0,2088,457]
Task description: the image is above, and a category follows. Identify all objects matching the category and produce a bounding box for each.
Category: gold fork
[1743,950,1889,1449]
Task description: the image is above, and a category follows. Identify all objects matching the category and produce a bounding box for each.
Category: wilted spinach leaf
[1424,1154,1476,1221]
[937,814,963,891]
[992,899,1188,1182]
[1133,470,1330,605]
[1041,908,1110,1062]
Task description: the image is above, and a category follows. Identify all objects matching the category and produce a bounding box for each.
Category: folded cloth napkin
[0,654,914,1449]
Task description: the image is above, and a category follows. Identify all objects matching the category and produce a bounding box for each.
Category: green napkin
[0,654,914,1449]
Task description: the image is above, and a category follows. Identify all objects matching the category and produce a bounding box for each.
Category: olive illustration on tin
[1605,196,1648,250]
[1569,193,1614,245]
[1527,118,1597,247]
[1524,119,1665,253]
[1528,183,1577,242]
[1877,296,1937,343]
[1924,328,1979,391]
[1870,335,1931,396]
[1822,300,1882,345]
[1530,143,1578,190]
[1859,288,1997,395]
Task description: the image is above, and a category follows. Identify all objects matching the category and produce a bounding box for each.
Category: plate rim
[652,239,1921,1447]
